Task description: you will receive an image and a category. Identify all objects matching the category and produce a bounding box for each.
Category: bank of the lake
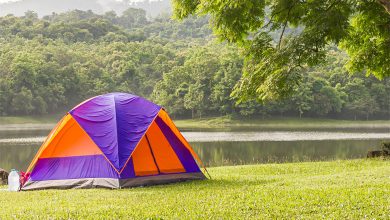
[175,116,390,130]
[2,115,390,130]
[0,115,61,125]
[0,159,389,219]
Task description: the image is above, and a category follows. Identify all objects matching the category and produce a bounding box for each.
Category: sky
[0,0,18,3]
[0,0,169,17]
[0,0,157,2]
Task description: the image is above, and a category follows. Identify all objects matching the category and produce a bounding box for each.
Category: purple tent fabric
[69,93,161,171]
[31,155,119,181]
[119,158,136,178]
[155,117,200,173]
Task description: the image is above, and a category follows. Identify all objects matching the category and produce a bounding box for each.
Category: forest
[0,8,389,120]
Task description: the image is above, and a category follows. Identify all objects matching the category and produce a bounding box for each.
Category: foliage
[0,9,389,120]
[152,44,243,117]
[173,0,390,101]
[153,46,390,120]
[381,142,390,153]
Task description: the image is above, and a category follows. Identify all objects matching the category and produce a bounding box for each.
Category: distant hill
[0,0,171,17]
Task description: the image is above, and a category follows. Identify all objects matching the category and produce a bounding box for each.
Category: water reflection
[0,138,385,171]
[184,131,390,142]
[191,140,384,167]
[0,143,39,171]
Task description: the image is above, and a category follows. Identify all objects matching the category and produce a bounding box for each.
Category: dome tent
[22,93,206,190]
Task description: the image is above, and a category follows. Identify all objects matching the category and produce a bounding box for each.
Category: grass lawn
[0,115,62,125]
[175,116,390,130]
[3,114,390,131]
[0,159,389,219]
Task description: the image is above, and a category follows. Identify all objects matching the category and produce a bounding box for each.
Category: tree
[11,87,35,114]
[1,7,390,119]
[292,81,312,118]
[312,86,343,116]
[184,84,204,118]
[210,45,243,115]
[342,78,379,120]
[173,0,390,101]
[117,8,149,29]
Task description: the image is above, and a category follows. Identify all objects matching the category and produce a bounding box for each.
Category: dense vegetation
[0,9,389,120]
[173,0,390,101]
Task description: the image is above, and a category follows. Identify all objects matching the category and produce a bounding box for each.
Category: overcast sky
[0,0,18,3]
[0,0,154,2]
[0,0,168,17]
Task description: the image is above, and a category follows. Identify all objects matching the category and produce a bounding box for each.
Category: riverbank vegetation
[0,159,388,219]
[174,116,390,130]
[0,115,61,125]
[2,114,390,131]
[0,9,389,120]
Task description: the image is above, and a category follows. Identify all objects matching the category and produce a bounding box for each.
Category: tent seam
[26,114,67,173]
[113,94,120,170]
[118,107,162,174]
[159,109,210,178]
[71,114,121,174]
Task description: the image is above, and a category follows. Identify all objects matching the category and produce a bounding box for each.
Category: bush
[381,142,390,153]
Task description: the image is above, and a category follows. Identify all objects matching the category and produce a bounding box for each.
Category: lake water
[0,126,389,171]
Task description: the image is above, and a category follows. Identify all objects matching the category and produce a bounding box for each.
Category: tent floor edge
[119,172,206,188]
[21,172,206,190]
[21,178,120,190]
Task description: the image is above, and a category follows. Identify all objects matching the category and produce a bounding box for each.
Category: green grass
[0,114,62,125]
[0,159,389,219]
[2,114,390,130]
[175,116,390,130]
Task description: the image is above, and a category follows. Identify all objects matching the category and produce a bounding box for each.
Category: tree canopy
[0,8,389,120]
[173,0,390,101]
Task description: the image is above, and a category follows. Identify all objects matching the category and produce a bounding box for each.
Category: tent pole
[145,134,160,174]
[203,167,212,179]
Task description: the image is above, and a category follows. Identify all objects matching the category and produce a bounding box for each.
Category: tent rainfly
[22,93,206,190]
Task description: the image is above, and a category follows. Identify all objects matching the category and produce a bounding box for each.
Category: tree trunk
[377,0,390,14]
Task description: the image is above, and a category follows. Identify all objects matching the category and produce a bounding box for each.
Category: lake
[0,125,389,171]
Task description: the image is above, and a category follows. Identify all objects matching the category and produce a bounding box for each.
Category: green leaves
[172,0,201,19]
[174,0,266,43]
[152,43,242,118]
[340,1,390,78]
[174,0,390,101]
[0,6,388,120]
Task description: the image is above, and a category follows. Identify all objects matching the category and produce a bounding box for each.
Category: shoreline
[1,115,390,131]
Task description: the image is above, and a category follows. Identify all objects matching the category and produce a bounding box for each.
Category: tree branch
[325,0,342,12]
[377,0,390,14]
[278,6,292,50]
[262,7,288,29]
[262,0,307,30]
